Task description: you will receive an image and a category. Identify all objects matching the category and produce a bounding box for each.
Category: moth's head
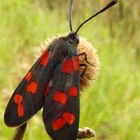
[67,32,79,45]
[60,32,79,47]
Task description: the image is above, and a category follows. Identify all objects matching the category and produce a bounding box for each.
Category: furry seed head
[77,37,100,90]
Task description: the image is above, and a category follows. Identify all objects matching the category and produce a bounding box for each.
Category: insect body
[4,0,117,140]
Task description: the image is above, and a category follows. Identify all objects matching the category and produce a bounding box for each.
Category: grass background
[0,0,140,140]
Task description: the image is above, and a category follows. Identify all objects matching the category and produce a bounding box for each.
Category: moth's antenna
[68,0,73,32]
[75,0,117,34]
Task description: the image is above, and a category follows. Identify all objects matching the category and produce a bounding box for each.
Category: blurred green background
[0,0,140,140]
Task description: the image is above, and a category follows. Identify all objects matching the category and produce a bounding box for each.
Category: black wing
[43,55,80,140]
[4,47,55,127]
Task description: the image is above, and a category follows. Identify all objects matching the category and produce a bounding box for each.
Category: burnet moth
[4,0,117,140]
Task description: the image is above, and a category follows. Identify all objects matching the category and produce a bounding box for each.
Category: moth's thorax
[48,34,78,63]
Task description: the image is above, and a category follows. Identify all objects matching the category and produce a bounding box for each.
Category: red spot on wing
[63,112,75,125]
[14,94,23,103]
[27,81,38,94]
[73,56,79,71]
[17,104,24,117]
[52,118,66,131]
[69,86,78,97]
[53,92,67,105]
[61,58,73,74]
[51,112,75,131]
[40,50,50,66]
[14,94,24,117]
[25,71,32,81]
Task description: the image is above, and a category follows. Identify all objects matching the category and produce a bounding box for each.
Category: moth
[4,0,117,140]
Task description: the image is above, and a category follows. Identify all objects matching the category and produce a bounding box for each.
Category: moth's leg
[80,64,87,77]
[78,52,93,65]
[77,127,96,139]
